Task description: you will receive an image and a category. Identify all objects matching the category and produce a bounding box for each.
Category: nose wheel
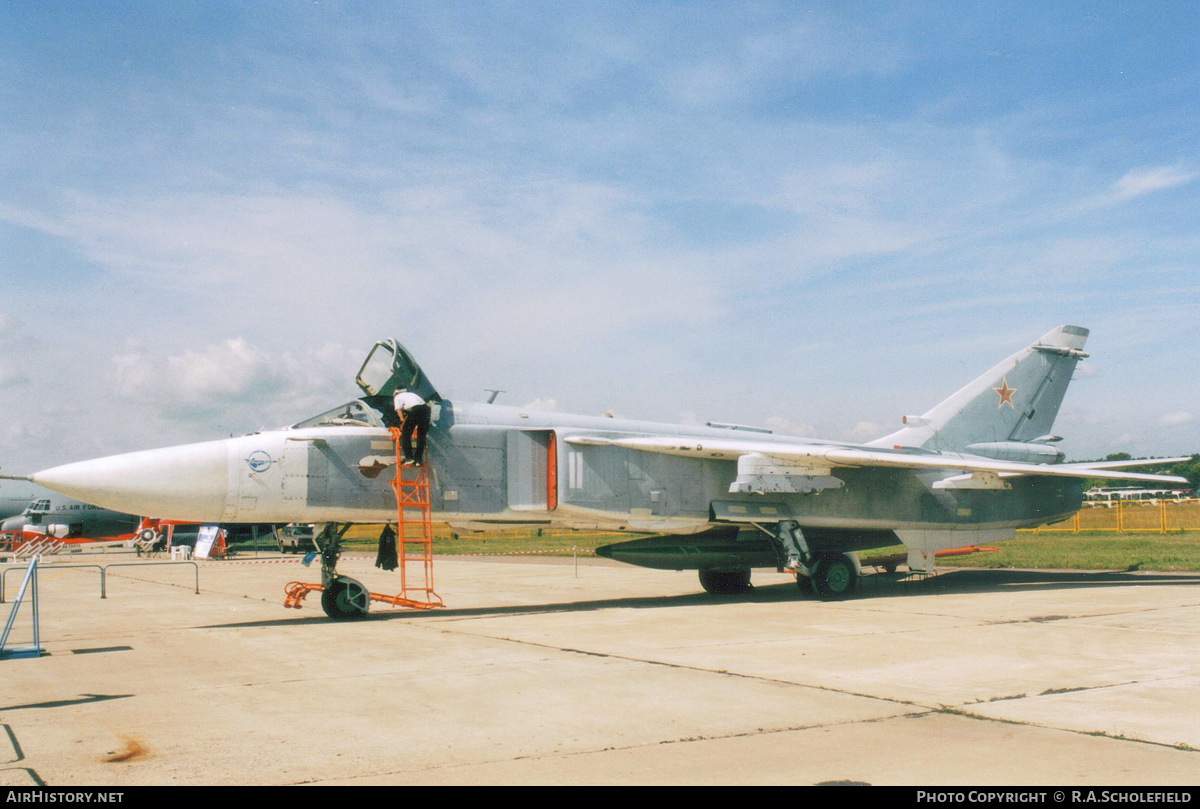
[320,576,371,620]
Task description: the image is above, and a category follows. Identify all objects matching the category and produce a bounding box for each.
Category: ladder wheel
[321,577,370,620]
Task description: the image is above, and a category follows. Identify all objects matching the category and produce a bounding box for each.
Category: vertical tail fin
[869,326,1089,453]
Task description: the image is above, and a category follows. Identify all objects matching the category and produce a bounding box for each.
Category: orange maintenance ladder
[382,426,443,609]
[284,426,443,614]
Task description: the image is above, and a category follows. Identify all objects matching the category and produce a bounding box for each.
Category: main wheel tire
[699,568,753,595]
[321,577,370,620]
[810,553,858,600]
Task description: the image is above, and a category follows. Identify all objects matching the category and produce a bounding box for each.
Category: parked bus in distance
[1085,487,1193,506]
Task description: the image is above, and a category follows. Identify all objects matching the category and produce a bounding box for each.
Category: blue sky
[1,1,1198,475]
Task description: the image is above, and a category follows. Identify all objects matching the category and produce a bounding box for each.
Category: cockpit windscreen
[291,400,384,429]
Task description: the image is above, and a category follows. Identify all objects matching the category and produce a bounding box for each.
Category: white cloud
[847,421,886,442]
[111,338,359,423]
[1160,411,1194,426]
[1112,167,1197,201]
[1078,166,1198,210]
[0,312,37,348]
[521,398,558,412]
[659,18,909,108]
[4,178,726,351]
[114,338,278,405]
[6,421,47,442]
[0,360,29,387]
[765,416,817,437]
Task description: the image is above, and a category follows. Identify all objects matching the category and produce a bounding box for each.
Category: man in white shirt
[393,388,432,466]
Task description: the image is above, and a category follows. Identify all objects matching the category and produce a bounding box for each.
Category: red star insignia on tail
[993,377,1017,408]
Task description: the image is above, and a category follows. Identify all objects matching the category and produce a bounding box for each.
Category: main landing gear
[772,521,860,601]
[807,551,858,599]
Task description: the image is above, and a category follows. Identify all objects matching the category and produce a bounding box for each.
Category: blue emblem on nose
[246,451,274,473]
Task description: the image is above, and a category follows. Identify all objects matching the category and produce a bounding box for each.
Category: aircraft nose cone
[32,440,231,521]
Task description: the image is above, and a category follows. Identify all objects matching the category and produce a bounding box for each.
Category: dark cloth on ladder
[375,524,398,572]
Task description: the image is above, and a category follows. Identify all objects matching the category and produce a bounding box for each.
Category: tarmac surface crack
[429,623,925,709]
[299,712,933,785]
[933,706,1200,754]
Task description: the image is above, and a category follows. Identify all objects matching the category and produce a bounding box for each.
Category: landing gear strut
[763,522,860,601]
[315,523,369,620]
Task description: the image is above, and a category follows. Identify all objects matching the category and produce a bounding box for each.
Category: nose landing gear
[320,576,371,620]
[283,523,371,620]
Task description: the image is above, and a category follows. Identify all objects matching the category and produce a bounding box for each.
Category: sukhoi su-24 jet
[22,325,1188,612]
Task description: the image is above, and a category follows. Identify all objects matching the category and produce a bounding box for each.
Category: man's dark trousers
[402,403,432,464]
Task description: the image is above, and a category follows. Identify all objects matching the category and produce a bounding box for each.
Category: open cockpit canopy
[355,339,439,401]
[289,339,438,430]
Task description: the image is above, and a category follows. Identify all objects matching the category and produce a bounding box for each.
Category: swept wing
[564,435,1189,486]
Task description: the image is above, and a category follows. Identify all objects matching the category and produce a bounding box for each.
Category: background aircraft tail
[868,325,1090,454]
